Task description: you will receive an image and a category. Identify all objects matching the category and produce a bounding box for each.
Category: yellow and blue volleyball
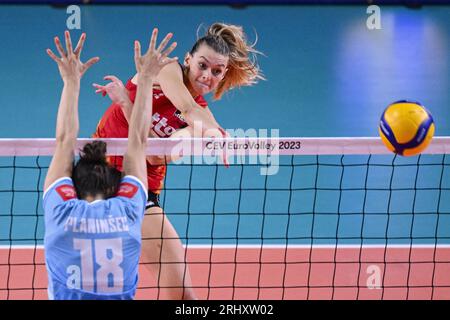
[379,100,435,156]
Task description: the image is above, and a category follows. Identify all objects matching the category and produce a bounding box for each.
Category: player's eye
[199,63,207,69]
[212,69,223,77]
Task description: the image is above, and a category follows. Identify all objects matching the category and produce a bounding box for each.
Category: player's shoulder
[164,61,184,75]
[42,177,78,214]
[126,77,137,90]
[43,177,76,201]
[157,62,184,82]
[116,175,148,200]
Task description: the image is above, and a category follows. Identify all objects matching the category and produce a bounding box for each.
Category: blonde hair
[190,22,265,100]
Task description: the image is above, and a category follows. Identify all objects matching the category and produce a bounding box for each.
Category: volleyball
[379,100,435,156]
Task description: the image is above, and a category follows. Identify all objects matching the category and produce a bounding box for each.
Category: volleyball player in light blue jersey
[43,29,178,299]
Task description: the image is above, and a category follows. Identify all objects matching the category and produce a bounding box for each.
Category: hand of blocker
[47,31,99,82]
[134,28,178,79]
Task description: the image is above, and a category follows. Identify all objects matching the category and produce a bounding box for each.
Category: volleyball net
[0,136,449,300]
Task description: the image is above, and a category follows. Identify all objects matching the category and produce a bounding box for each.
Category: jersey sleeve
[125,78,137,103]
[115,175,148,218]
[194,95,208,108]
[43,177,77,214]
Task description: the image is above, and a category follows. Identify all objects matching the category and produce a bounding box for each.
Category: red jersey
[93,78,208,194]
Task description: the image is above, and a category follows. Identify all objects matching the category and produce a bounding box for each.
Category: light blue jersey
[43,175,147,300]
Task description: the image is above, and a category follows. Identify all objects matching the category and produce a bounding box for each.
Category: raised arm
[122,28,178,189]
[44,31,99,191]
[154,63,225,137]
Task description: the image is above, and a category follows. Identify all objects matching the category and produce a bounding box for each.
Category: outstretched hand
[134,28,178,79]
[47,31,99,83]
[93,75,130,104]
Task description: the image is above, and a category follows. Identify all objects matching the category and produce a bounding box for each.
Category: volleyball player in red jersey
[93,23,264,299]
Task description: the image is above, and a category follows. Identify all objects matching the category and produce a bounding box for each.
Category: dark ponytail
[79,141,109,165]
[72,141,122,200]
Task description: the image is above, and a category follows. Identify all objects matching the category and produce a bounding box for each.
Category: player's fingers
[218,127,230,168]
[161,42,177,58]
[134,40,141,62]
[92,83,104,89]
[95,89,107,97]
[54,36,66,58]
[93,84,107,95]
[161,56,179,67]
[156,32,173,53]
[83,57,100,72]
[74,33,86,57]
[104,75,121,83]
[65,30,73,55]
[148,28,158,52]
[223,153,230,168]
[218,127,228,138]
[46,49,60,63]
